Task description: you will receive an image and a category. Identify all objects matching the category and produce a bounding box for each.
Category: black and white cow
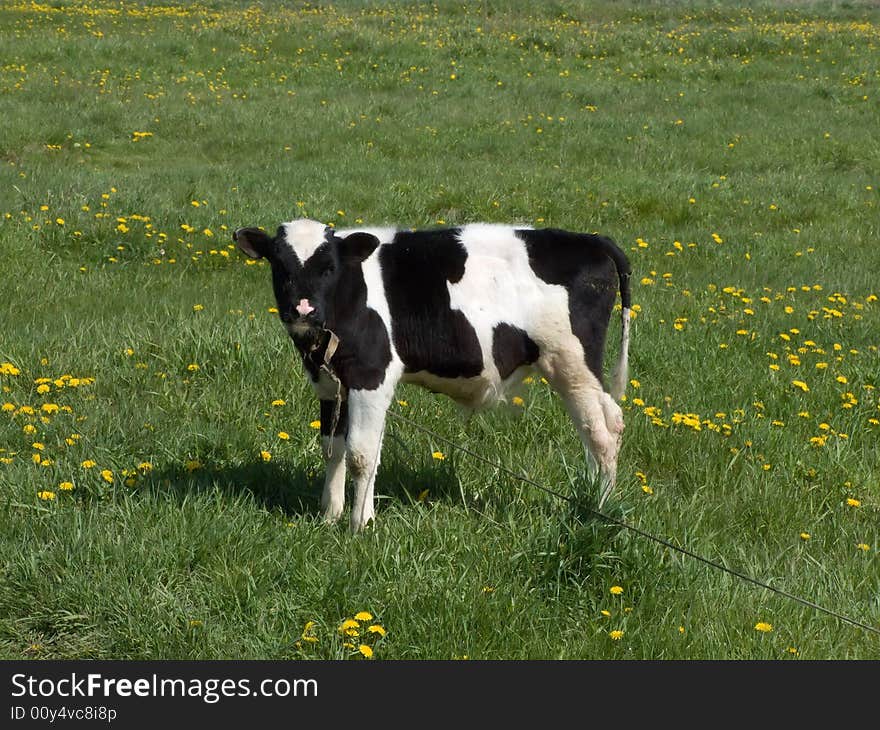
[234,219,632,531]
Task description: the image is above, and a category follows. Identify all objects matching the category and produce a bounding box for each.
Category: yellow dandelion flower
[81,459,96,468]
[309,420,321,429]
[791,380,809,392]
[857,543,869,552]
[59,481,74,491]
[339,619,359,633]
[754,622,773,633]
[278,431,290,440]
[367,624,387,637]
[187,363,199,372]
[358,644,373,658]
[432,451,445,461]
[846,498,861,507]
[271,399,286,407]
[609,630,624,640]
[301,620,319,642]
[610,585,624,595]
[260,450,271,462]
[37,491,55,501]
[799,532,810,541]
[36,384,50,394]
[101,469,113,483]
[354,611,373,622]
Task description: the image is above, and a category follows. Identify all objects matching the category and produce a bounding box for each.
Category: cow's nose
[296,299,315,316]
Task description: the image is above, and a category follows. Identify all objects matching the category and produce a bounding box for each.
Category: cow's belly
[401,365,533,411]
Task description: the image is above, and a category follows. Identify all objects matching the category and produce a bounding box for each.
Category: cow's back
[349,223,623,409]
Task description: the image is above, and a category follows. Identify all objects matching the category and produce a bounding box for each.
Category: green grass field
[1,0,878,660]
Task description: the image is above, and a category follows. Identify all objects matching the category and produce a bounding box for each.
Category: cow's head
[234,218,379,349]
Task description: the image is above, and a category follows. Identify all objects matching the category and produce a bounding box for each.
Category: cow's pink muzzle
[296,299,315,316]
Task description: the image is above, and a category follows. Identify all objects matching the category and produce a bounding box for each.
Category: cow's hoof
[321,506,344,524]
[349,515,375,534]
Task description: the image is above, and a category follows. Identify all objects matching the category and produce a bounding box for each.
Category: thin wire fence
[387,409,880,638]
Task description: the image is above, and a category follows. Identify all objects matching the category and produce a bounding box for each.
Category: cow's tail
[602,236,632,403]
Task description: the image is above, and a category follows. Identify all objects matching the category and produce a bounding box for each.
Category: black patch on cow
[379,229,484,379]
[320,398,349,438]
[319,259,393,391]
[492,323,539,379]
[517,228,628,383]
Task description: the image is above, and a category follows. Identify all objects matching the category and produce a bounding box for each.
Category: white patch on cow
[401,371,496,410]
[402,364,537,414]
[336,226,397,244]
[359,238,404,375]
[427,223,573,407]
[360,253,394,339]
[281,219,328,263]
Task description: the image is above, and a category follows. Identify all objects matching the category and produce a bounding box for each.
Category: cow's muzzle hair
[286,314,326,347]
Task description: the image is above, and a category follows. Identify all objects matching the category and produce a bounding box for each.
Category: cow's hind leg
[538,343,623,510]
[345,386,395,532]
[319,399,348,523]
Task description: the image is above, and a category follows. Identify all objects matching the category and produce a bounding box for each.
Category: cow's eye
[320,266,334,279]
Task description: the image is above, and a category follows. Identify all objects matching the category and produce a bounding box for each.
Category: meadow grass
[0,0,878,659]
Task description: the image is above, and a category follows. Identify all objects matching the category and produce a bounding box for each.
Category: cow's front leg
[345,387,394,533]
[319,398,348,523]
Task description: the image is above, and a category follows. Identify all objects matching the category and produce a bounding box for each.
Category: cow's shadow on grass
[141,448,463,521]
[143,457,322,517]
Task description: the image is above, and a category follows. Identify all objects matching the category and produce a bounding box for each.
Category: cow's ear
[336,232,380,264]
[234,227,272,259]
